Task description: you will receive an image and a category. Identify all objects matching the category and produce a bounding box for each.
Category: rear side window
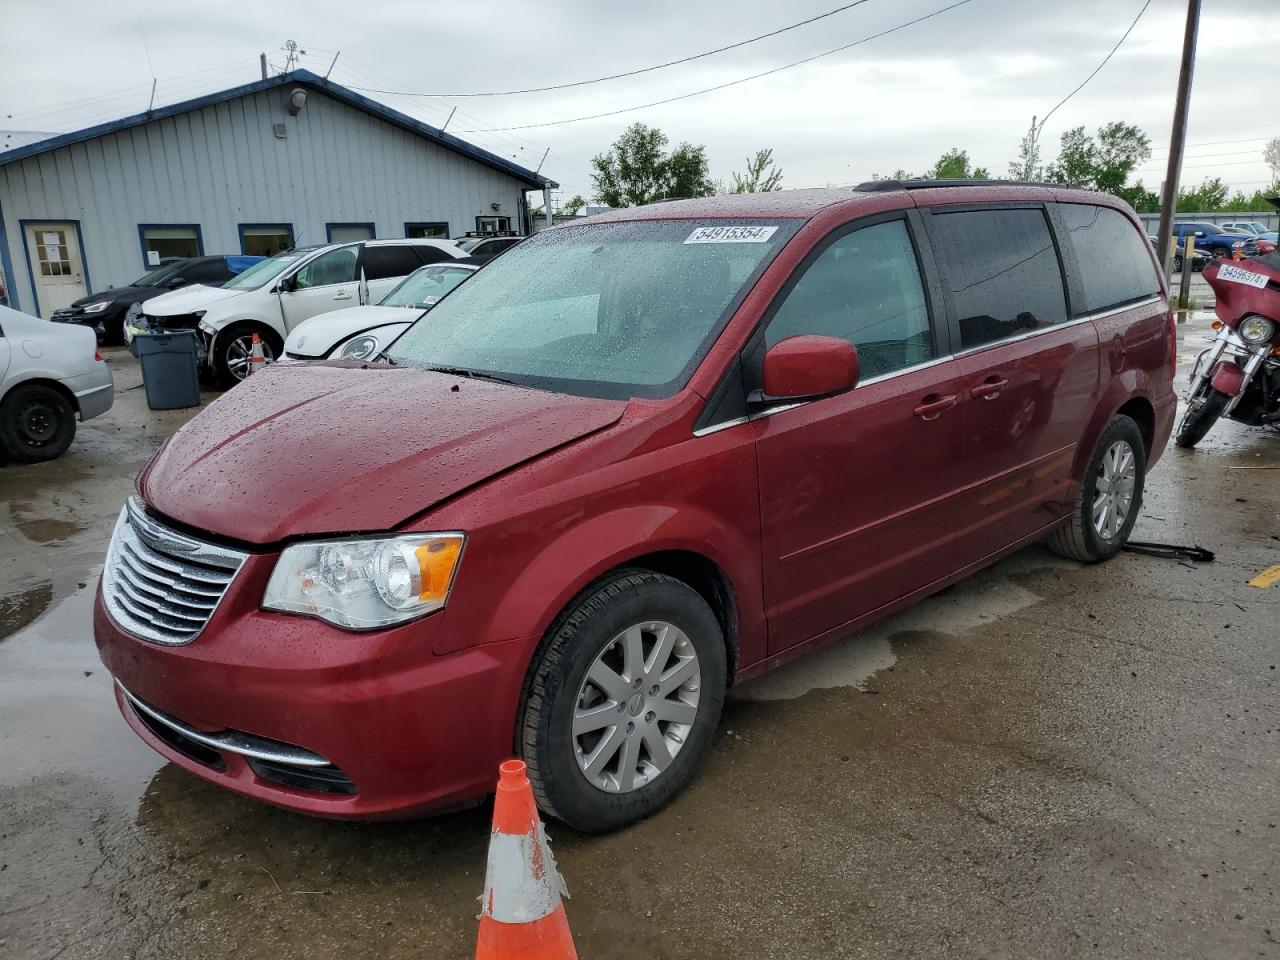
[765,219,934,379]
[929,208,1067,351]
[181,260,232,284]
[415,245,454,265]
[361,245,424,280]
[1057,204,1161,315]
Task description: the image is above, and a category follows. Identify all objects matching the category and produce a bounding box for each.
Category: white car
[284,262,478,362]
[1220,221,1278,243]
[139,239,466,383]
[0,304,113,462]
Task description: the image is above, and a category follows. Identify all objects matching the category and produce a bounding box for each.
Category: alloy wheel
[572,620,701,794]
[226,335,274,381]
[1092,439,1136,540]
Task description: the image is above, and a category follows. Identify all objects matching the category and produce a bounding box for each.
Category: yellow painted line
[1246,565,1280,589]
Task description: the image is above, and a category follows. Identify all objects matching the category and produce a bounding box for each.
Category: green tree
[1091,121,1151,194]
[927,147,989,179]
[1008,124,1043,180]
[731,148,784,193]
[560,194,588,216]
[1264,136,1280,182]
[1177,177,1230,211]
[591,123,715,207]
[1045,126,1096,185]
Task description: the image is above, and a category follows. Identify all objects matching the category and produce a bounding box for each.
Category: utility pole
[1155,0,1202,281]
[260,53,268,80]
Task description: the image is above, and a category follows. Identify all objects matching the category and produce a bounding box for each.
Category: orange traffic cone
[476,760,577,960]
[1233,246,1243,261]
[249,333,267,374]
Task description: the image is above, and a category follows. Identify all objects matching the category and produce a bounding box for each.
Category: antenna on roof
[138,16,157,116]
[282,40,306,74]
[323,50,341,81]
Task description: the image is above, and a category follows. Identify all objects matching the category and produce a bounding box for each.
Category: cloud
[2,0,1276,198]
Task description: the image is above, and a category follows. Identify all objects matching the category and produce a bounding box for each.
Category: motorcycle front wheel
[1174,388,1229,449]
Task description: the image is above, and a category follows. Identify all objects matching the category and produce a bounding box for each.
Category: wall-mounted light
[287,89,307,116]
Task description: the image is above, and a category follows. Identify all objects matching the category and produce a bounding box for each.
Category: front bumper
[94,565,530,819]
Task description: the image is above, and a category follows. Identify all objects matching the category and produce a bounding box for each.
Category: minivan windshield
[380,265,475,308]
[388,220,796,398]
[222,250,309,291]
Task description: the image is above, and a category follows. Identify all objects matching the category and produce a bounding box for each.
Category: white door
[279,246,360,330]
[25,222,86,316]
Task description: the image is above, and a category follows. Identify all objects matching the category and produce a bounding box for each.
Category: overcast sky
[2,0,1277,205]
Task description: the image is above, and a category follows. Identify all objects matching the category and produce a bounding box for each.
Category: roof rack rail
[853,178,1087,192]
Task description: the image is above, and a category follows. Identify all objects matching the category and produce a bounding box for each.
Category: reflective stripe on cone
[476,760,577,960]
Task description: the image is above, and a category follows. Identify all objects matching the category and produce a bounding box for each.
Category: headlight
[263,533,465,629]
[194,310,207,318]
[337,335,379,360]
[82,301,111,313]
[1239,315,1275,345]
[198,320,216,335]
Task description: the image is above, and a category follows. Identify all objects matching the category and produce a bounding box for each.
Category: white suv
[139,239,465,383]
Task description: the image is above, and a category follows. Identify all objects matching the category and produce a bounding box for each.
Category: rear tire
[1048,415,1145,563]
[1174,388,1228,449]
[0,383,77,463]
[519,569,727,833]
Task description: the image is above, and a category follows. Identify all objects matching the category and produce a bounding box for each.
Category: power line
[1036,0,1153,135]
[346,0,877,99]
[457,0,973,134]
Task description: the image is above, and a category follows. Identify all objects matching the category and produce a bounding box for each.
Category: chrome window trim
[691,293,1166,436]
[118,682,332,768]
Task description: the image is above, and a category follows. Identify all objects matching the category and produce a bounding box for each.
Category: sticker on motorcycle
[1216,264,1270,289]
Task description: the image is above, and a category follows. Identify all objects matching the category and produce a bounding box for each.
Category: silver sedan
[0,304,113,462]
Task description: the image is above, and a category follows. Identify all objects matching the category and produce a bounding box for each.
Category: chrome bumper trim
[118,682,333,768]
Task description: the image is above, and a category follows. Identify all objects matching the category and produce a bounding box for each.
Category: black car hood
[72,285,156,308]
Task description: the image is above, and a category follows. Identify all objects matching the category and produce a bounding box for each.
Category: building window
[405,221,450,239]
[475,216,512,235]
[139,225,203,267]
[239,224,294,257]
[326,222,376,243]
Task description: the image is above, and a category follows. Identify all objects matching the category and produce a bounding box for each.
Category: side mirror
[761,335,860,401]
[166,276,187,288]
[276,275,296,293]
[1194,231,1205,237]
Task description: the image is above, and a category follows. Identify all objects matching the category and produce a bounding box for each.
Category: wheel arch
[1066,377,1156,502]
[1,375,80,417]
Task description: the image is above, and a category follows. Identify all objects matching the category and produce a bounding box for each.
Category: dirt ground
[1,311,1276,960]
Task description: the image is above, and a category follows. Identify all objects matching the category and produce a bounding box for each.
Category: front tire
[1048,415,1145,563]
[1174,388,1228,449]
[213,323,278,386]
[519,570,727,833]
[0,383,77,463]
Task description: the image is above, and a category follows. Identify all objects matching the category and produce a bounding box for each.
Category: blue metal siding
[0,85,537,315]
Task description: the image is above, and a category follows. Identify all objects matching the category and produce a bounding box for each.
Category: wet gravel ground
[1,318,1277,960]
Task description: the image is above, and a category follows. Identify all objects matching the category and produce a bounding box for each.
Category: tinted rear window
[1057,204,1161,315]
[928,208,1068,351]
[361,245,424,280]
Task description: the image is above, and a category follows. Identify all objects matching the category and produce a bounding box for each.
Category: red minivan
[95,182,1177,831]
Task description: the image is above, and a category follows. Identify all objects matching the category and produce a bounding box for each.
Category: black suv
[51,255,262,344]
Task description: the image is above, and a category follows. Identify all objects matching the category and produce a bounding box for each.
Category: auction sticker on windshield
[685,225,779,244]
[1217,264,1270,289]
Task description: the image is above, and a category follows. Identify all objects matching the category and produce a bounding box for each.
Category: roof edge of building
[0,69,557,190]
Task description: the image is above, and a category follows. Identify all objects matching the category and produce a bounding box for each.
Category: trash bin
[132,330,201,410]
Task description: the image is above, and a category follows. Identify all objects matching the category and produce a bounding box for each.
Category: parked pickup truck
[1173,222,1260,260]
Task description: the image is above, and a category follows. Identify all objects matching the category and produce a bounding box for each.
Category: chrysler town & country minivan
[95,182,1176,832]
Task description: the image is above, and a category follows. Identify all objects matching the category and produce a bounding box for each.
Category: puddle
[0,583,52,641]
[734,576,1047,701]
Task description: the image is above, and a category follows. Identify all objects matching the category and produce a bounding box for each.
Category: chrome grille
[102,497,247,645]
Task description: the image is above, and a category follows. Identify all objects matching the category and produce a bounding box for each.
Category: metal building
[0,70,555,316]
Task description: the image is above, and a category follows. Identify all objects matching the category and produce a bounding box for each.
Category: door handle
[913,393,958,420]
[970,376,1009,400]
[333,290,353,300]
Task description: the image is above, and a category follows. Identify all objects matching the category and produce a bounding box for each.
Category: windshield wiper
[424,365,517,386]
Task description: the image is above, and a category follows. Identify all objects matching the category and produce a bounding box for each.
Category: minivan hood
[139,363,627,544]
[141,284,243,316]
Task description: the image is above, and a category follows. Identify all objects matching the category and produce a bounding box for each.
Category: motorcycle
[1175,253,1280,448]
